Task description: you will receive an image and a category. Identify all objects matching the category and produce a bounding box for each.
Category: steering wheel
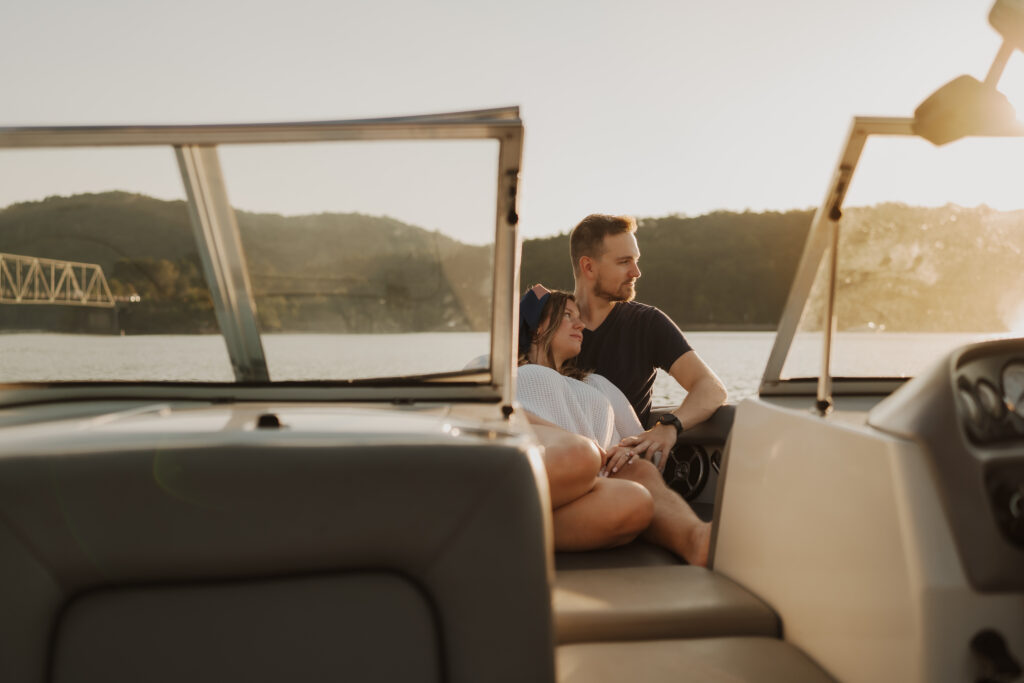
[661,444,710,501]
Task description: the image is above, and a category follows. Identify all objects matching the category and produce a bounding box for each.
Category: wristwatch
[656,413,683,438]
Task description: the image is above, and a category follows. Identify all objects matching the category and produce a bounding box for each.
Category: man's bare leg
[611,458,711,566]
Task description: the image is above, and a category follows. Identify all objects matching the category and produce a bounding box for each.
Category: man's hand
[618,422,677,473]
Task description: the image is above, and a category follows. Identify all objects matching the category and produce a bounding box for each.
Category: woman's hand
[599,444,637,477]
[618,423,676,473]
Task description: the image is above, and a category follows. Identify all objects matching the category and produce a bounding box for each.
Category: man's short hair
[569,214,637,276]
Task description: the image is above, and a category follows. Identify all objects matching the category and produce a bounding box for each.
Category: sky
[4,0,1024,243]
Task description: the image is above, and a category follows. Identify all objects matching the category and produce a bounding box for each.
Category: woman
[517,285,644,471]
[518,284,710,565]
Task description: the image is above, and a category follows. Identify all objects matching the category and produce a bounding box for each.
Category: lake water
[0,330,1001,404]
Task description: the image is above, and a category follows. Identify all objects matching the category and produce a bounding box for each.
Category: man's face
[591,232,641,302]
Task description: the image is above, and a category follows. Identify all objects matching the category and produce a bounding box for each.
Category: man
[516,284,712,565]
[571,213,727,468]
[540,213,728,566]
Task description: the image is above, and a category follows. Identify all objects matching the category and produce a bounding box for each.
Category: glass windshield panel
[781,135,1024,379]
[0,147,233,382]
[217,140,497,381]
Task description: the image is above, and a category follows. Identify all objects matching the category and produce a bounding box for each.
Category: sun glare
[999,53,1024,126]
[1005,302,1024,337]
[846,125,1024,214]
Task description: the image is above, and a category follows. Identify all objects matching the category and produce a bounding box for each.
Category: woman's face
[547,299,585,366]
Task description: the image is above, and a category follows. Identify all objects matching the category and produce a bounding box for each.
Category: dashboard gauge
[1002,361,1024,417]
[977,380,1007,420]
[958,386,983,429]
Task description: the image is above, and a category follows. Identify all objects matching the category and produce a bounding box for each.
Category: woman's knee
[544,432,601,484]
[541,434,602,508]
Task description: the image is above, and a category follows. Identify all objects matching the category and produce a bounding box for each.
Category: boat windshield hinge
[505,168,520,226]
[815,398,833,416]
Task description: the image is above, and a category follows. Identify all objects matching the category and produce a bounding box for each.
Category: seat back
[0,440,555,683]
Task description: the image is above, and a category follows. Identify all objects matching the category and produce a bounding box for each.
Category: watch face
[658,414,681,430]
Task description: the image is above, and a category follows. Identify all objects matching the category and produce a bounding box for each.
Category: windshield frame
[760,116,1024,398]
[0,108,524,408]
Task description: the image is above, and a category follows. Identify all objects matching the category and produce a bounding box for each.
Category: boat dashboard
[955,343,1024,445]
[869,336,1024,591]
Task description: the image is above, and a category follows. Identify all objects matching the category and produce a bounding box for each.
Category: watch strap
[657,413,683,437]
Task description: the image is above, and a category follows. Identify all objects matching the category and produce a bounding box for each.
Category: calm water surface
[0,330,998,404]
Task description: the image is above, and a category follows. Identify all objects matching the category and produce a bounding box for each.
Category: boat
[2,3,1024,681]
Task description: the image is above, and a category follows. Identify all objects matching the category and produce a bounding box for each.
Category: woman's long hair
[518,290,589,380]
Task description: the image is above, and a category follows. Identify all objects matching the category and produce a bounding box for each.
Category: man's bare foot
[684,521,712,567]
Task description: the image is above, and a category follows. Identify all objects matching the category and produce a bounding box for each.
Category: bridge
[0,252,114,308]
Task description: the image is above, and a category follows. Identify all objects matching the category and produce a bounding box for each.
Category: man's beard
[595,279,636,303]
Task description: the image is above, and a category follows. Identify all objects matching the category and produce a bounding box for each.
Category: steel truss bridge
[0,252,114,308]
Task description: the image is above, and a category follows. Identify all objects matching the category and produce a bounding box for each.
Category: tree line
[521,210,813,330]
[3,192,1022,334]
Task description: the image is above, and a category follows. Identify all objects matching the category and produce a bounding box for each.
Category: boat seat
[0,441,556,683]
[557,637,835,682]
[554,565,779,644]
[555,539,680,570]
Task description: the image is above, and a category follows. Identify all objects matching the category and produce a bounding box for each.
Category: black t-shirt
[577,301,692,425]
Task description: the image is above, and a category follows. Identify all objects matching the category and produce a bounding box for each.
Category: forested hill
[3,193,1023,333]
[0,192,491,333]
[523,204,1024,333]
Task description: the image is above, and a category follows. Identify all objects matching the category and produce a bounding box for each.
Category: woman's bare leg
[532,424,602,508]
[550,477,654,551]
[532,424,654,550]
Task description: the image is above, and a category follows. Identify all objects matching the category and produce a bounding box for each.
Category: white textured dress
[516,364,644,449]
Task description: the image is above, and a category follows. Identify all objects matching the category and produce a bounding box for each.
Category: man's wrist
[655,413,683,438]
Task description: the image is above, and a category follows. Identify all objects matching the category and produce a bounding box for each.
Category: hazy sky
[4,0,1024,242]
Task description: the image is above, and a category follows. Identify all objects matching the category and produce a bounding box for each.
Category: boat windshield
[219,140,497,381]
[775,131,1024,385]
[0,113,518,398]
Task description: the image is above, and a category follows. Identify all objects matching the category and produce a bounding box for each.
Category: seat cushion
[554,566,778,644]
[555,539,680,571]
[52,573,439,683]
[557,637,835,683]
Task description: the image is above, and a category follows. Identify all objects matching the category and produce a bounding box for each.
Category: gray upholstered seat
[558,637,835,683]
[554,565,779,644]
[555,539,681,570]
[0,441,555,683]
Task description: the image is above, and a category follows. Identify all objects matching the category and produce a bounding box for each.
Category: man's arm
[620,350,727,470]
[665,350,728,429]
